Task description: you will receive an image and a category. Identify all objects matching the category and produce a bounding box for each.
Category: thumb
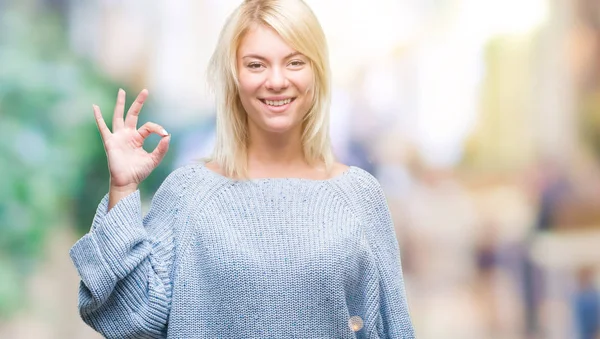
[150,134,171,164]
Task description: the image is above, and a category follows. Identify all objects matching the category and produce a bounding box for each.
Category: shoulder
[159,162,202,189]
[329,162,349,179]
[335,164,383,194]
[204,160,224,177]
[327,165,390,214]
[153,161,220,200]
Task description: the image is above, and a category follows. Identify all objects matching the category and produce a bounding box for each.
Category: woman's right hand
[94,89,170,191]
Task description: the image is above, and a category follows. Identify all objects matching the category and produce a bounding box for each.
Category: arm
[69,171,182,339]
[363,178,415,338]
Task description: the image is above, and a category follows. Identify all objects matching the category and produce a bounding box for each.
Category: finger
[137,121,169,140]
[113,88,126,131]
[150,134,171,164]
[125,89,149,129]
[93,104,111,141]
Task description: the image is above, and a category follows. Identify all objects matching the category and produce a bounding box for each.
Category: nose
[265,67,289,91]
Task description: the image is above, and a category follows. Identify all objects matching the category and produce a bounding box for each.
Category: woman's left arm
[364,179,416,339]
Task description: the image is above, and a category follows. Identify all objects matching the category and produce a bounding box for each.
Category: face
[237,24,315,137]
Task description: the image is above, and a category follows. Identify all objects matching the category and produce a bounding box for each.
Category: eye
[247,62,264,69]
[288,60,306,68]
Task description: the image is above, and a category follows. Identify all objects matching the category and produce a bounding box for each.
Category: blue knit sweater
[70,163,415,338]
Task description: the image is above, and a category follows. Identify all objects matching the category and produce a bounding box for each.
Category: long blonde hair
[206,0,334,179]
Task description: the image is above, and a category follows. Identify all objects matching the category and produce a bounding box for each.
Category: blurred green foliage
[0,3,173,318]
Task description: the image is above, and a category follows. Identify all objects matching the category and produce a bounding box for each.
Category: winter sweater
[69,163,415,338]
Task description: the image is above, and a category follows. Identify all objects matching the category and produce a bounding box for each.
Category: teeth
[265,98,292,106]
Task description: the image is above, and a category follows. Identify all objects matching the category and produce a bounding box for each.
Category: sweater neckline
[197,162,357,184]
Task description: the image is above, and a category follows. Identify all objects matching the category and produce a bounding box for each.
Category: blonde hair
[206,0,334,179]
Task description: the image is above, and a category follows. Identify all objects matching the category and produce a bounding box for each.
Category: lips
[259,97,296,107]
[258,97,296,113]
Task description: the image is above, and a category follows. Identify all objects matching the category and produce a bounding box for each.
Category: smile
[259,98,295,107]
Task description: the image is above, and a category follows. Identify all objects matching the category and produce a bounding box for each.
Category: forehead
[237,24,298,58]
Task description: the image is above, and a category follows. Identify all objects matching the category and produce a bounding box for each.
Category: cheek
[238,72,263,100]
[295,71,315,98]
[237,83,252,103]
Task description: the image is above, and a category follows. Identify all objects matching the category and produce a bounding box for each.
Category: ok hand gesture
[93,89,170,191]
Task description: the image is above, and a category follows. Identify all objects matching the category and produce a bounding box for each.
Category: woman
[70,0,415,338]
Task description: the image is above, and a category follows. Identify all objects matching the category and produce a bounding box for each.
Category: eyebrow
[241,51,304,60]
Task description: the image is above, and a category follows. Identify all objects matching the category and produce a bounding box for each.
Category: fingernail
[92,104,98,110]
[118,88,124,94]
[161,129,169,136]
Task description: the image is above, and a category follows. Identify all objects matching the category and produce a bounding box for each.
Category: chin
[257,117,301,135]
[262,122,298,134]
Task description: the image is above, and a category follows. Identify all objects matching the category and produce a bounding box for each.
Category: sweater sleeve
[69,169,184,339]
[362,176,415,339]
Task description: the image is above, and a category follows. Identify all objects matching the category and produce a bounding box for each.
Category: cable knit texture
[70,163,415,338]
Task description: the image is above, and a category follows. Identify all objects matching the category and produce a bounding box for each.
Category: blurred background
[1,0,600,338]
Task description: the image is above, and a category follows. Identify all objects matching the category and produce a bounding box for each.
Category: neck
[246,125,311,176]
